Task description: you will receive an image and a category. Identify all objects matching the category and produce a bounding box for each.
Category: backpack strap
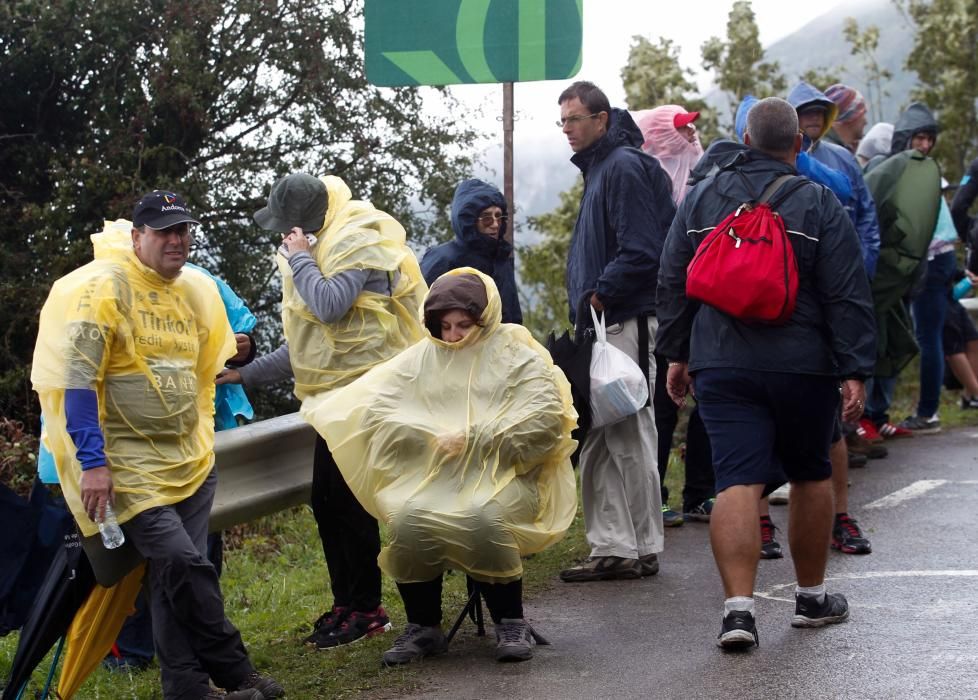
[764,175,810,211]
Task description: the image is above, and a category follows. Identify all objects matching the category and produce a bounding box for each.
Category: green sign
[365,0,583,87]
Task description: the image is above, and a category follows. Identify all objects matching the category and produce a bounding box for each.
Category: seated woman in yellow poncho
[301,268,577,666]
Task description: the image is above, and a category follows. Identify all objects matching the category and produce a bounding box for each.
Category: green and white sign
[365,0,583,87]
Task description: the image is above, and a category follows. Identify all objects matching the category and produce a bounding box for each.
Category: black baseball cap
[253,173,328,233]
[132,191,200,229]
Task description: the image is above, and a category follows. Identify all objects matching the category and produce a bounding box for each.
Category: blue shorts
[693,368,839,493]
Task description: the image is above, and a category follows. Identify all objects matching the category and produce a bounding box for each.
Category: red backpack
[686,174,806,324]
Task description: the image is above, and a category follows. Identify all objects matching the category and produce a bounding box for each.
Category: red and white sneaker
[877,421,913,439]
[856,418,884,443]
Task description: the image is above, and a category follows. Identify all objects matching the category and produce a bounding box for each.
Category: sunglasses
[478,213,508,226]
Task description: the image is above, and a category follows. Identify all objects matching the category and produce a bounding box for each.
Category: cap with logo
[132,191,200,230]
[253,173,329,233]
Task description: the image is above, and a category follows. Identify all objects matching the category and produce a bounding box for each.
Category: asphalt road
[389,428,978,700]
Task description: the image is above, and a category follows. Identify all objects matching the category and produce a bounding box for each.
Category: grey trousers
[580,316,664,559]
[125,469,253,700]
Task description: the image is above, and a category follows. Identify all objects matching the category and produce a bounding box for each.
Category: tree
[0,0,478,423]
[701,0,786,128]
[842,18,892,123]
[897,0,978,183]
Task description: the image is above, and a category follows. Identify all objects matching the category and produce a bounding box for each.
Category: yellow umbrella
[56,562,145,699]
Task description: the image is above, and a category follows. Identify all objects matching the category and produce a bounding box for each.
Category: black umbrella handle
[574,290,596,345]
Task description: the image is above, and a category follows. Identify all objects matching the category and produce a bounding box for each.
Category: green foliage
[700,0,787,128]
[842,18,893,122]
[799,67,843,90]
[899,0,978,183]
[0,0,478,423]
[0,417,38,496]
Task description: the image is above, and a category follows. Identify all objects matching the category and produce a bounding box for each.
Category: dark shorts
[943,300,978,356]
[693,368,839,493]
[832,412,842,443]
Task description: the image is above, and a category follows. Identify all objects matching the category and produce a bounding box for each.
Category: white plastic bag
[588,307,649,428]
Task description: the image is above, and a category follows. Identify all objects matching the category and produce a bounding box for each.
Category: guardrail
[210,413,316,532]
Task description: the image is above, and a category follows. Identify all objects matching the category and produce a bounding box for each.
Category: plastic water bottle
[953,277,974,300]
[99,502,125,549]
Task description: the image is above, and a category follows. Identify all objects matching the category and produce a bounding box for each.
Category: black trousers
[311,435,382,612]
[652,353,716,511]
[397,576,523,627]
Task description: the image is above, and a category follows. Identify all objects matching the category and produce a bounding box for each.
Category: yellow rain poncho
[32,220,235,536]
[278,176,426,399]
[302,268,578,584]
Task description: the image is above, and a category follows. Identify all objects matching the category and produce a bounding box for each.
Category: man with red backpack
[655,97,876,650]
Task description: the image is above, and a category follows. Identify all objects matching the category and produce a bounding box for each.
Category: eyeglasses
[555,113,601,128]
[478,213,508,226]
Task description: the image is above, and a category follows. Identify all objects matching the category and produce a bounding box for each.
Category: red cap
[673,111,700,129]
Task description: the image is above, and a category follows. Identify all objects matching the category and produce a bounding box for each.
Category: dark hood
[449,179,511,260]
[891,102,938,154]
[571,108,644,173]
[787,82,839,147]
[688,139,751,188]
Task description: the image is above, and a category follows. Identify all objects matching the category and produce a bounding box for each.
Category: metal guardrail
[210,413,316,532]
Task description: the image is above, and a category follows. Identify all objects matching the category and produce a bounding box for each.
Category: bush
[0,417,39,497]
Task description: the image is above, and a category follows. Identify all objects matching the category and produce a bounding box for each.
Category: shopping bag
[588,307,649,428]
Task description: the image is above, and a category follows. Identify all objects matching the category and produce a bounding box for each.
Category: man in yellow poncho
[31,191,282,700]
[217,173,426,649]
[301,269,578,665]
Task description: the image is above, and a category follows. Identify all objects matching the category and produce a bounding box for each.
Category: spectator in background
[951,155,978,272]
[857,122,895,172]
[823,84,869,154]
[421,179,522,324]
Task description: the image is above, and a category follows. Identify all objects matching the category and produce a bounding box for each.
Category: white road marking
[864,479,949,509]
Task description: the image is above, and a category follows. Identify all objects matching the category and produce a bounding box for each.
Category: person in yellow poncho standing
[31,191,283,700]
[218,173,426,649]
[301,269,578,665]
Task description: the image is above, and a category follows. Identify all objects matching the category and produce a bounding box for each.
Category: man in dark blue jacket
[421,179,522,324]
[656,97,876,650]
[556,81,675,583]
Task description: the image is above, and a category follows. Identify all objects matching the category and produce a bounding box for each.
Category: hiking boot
[961,395,978,409]
[760,516,783,559]
[202,690,263,700]
[638,553,660,577]
[878,421,913,439]
[856,418,884,443]
[302,605,349,646]
[381,623,447,666]
[847,451,868,469]
[235,672,284,699]
[898,415,941,434]
[832,514,872,554]
[683,498,715,522]
[494,618,536,662]
[559,556,642,582]
[716,610,759,650]
[661,505,684,527]
[846,431,888,459]
[792,592,850,628]
[768,483,790,505]
[311,607,392,649]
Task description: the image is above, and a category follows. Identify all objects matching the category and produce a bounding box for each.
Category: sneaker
[716,610,759,649]
[683,498,715,522]
[878,421,913,439]
[202,690,263,700]
[768,483,790,505]
[638,553,660,577]
[961,395,978,409]
[381,623,447,666]
[302,605,349,646]
[235,672,284,699]
[792,592,850,628]
[847,451,869,469]
[898,415,941,434]
[856,418,884,443]
[661,505,684,527]
[559,556,642,582]
[760,516,783,559]
[832,514,872,555]
[494,618,536,662]
[311,607,392,649]
[845,431,888,459]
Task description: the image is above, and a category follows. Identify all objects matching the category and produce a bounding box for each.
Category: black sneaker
[638,553,660,577]
[760,516,783,559]
[832,514,872,554]
[559,556,642,582]
[897,414,941,434]
[235,671,284,699]
[494,618,536,662]
[302,605,349,646]
[716,610,759,649]
[203,689,263,700]
[661,505,684,527]
[683,498,715,522]
[382,623,447,666]
[792,592,850,628]
[961,395,978,410]
[312,606,392,649]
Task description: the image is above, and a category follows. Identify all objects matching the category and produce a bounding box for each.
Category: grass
[4,361,978,699]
